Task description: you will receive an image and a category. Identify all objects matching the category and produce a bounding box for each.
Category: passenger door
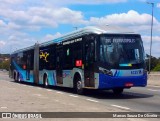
[84,36,95,87]
[56,44,63,85]
[26,54,31,80]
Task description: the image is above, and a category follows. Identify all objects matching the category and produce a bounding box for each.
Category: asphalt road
[0,71,160,121]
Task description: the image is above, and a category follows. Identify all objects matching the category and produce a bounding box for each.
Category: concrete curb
[147,80,160,87]
[148,72,160,86]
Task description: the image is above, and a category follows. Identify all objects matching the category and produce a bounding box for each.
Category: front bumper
[98,73,147,89]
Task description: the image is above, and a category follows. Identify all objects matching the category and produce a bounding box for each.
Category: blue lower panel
[18,71,34,83]
[99,73,147,89]
[13,61,34,83]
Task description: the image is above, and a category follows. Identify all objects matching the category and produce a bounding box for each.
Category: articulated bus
[10,26,147,94]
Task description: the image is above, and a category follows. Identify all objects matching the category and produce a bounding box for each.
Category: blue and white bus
[10,26,147,94]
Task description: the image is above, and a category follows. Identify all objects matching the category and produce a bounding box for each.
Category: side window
[49,45,56,70]
[73,41,82,67]
[100,45,103,62]
[63,38,83,69]
[17,53,22,66]
[90,42,95,61]
[63,44,73,69]
[26,53,31,69]
[85,42,95,63]
[30,50,34,70]
[39,48,50,69]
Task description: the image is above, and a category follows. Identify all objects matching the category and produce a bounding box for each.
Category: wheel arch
[72,68,84,88]
[73,72,81,88]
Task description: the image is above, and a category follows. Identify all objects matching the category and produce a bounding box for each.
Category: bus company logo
[131,70,142,75]
[40,51,49,62]
[2,113,12,118]
[139,70,142,74]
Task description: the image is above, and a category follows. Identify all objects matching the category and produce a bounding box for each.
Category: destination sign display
[101,37,136,43]
[63,38,82,45]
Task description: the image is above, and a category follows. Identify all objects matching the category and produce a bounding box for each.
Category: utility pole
[147,2,154,74]
[73,27,78,30]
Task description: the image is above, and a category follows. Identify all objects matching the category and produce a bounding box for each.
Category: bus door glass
[26,53,31,80]
[56,44,63,85]
[84,36,95,87]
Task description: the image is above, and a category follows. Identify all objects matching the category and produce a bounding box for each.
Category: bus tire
[113,88,124,95]
[75,76,84,95]
[17,73,21,82]
[14,72,17,82]
[44,75,49,88]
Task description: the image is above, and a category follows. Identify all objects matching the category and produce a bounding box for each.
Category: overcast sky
[0,0,160,57]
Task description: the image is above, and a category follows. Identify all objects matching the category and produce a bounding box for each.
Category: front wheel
[75,77,84,95]
[113,88,124,95]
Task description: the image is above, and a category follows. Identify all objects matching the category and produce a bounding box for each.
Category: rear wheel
[75,77,84,95]
[44,76,49,88]
[17,74,21,82]
[14,73,17,82]
[113,88,124,95]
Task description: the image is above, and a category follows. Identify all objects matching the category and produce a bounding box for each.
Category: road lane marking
[86,99,98,103]
[148,89,160,92]
[111,105,130,110]
[37,87,43,90]
[32,94,49,99]
[6,87,16,90]
[39,96,48,99]
[33,94,42,97]
[56,91,64,94]
[69,95,78,98]
[22,85,27,87]
[17,83,22,85]
[1,107,7,109]
[148,85,160,88]
[54,100,59,102]
[46,89,52,92]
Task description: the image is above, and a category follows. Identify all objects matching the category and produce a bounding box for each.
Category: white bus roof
[40,25,135,46]
[12,26,136,54]
[60,25,135,40]
[62,25,135,39]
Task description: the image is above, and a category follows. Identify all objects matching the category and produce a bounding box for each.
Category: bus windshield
[99,34,145,69]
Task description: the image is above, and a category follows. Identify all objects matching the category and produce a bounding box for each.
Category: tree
[153,64,160,71]
[0,59,10,71]
[145,54,160,71]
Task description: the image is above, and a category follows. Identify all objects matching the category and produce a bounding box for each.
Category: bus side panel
[39,70,56,86]
[12,60,34,83]
[39,44,56,86]
[62,70,72,87]
[98,73,147,89]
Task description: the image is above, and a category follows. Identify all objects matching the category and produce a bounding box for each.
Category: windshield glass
[100,34,145,69]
